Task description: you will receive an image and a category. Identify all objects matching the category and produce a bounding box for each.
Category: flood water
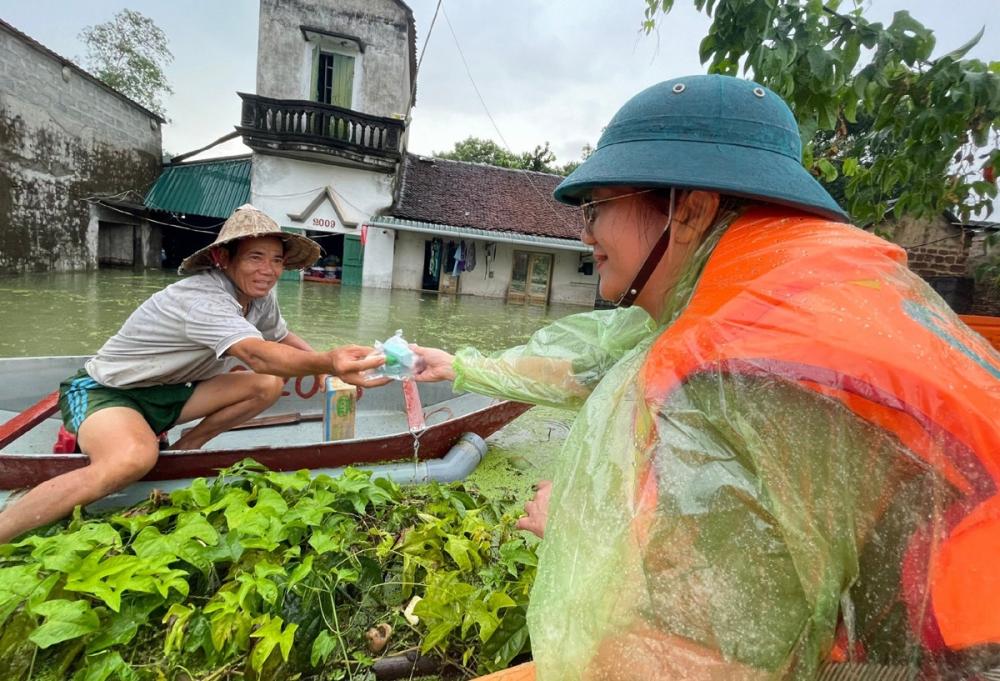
[0,269,583,497]
[0,270,588,357]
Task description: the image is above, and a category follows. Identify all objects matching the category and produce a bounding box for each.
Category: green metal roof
[145,156,251,219]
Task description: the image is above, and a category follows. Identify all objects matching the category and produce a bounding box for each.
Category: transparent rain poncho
[453,209,1000,679]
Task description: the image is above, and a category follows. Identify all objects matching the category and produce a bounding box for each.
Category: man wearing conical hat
[0,204,386,542]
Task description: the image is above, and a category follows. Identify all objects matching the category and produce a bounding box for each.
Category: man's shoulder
[165,271,241,312]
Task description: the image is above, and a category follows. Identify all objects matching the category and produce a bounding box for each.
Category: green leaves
[310,629,336,666]
[29,599,100,648]
[0,466,539,678]
[79,9,173,116]
[249,614,297,672]
[643,1,1000,225]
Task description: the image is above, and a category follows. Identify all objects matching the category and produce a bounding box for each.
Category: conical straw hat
[178,204,321,274]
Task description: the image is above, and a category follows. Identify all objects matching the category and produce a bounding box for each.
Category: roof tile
[391,154,583,239]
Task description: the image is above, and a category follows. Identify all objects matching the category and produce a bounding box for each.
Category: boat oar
[0,390,59,449]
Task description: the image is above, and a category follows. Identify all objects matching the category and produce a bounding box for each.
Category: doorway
[97,221,137,267]
[421,238,442,291]
[508,251,552,305]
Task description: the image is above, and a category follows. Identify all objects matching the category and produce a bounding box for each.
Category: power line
[439,1,578,233]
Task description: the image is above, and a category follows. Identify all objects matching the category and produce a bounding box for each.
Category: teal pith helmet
[554,74,849,222]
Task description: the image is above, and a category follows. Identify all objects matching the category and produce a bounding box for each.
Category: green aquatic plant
[0,462,537,680]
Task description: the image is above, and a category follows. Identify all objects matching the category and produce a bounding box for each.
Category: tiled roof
[145,156,251,219]
[390,154,583,239]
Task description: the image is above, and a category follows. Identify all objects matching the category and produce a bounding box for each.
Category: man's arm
[226,337,386,387]
[277,331,315,352]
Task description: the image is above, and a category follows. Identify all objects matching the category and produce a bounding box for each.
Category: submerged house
[140,0,596,306]
[378,154,595,306]
[0,19,163,274]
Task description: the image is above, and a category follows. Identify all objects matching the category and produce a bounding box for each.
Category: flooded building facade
[240,0,415,289]
[0,20,163,274]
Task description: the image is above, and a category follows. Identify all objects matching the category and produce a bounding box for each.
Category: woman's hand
[410,345,457,382]
[516,480,552,538]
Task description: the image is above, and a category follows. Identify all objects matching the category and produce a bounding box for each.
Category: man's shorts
[58,370,198,435]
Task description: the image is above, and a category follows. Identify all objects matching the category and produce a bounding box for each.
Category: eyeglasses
[579,189,656,235]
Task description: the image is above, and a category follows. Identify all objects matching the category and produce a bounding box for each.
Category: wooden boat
[0,356,531,508]
[302,274,341,284]
[960,313,1000,351]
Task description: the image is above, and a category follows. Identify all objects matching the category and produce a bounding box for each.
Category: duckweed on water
[0,461,537,681]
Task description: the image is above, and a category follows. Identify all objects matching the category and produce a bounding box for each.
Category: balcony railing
[237,93,403,160]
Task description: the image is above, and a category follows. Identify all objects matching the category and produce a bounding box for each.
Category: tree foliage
[435,137,589,176]
[80,9,174,117]
[643,0,1000,223]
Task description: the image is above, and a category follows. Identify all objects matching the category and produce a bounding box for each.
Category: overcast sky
[1,1,997,165]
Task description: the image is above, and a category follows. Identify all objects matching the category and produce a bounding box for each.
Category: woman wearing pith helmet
[415,75,1000,679]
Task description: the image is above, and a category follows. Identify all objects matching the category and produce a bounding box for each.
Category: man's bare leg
[0,373,283,543]
[0,407,158,543]
[169,372,284,450]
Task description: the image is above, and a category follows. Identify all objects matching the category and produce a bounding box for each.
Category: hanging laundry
[445,241,457,273]
[427,239,442,277]
[464,241,477,272]
[483,242,497,279]
[452,241,464,277]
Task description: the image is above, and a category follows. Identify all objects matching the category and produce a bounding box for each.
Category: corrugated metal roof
[371,216,592,253]
[145,157,251,219]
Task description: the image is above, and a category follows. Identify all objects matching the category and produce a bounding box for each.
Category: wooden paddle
[0,390,59,449]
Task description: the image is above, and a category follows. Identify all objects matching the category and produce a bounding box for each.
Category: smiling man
[0,204,386,542]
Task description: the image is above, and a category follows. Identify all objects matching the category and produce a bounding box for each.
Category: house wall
[0,24,162,273]
[390,232,598,306]
[256,0,412,118]
[966,231,1000,317]
[249,154,396,286]
[882,215,970,279]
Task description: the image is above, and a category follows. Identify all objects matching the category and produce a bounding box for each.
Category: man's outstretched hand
[330,345,391,387]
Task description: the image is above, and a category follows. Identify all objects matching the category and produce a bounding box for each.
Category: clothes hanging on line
[463,242,477,272]
[483,242,496,279]
[452,241,464,277]
[427,239,442,277]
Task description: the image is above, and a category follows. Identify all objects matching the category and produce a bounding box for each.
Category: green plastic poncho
[452,210,1000,679]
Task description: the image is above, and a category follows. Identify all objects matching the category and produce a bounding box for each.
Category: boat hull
[0,356,531,490]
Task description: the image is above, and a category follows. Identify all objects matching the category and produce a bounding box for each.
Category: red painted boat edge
[0,401,532,489]
[0,391,59,450]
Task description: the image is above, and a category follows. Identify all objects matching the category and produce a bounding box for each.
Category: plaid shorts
[58,370,197,435]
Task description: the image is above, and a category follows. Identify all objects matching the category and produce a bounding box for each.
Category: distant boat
[0,356,531,509]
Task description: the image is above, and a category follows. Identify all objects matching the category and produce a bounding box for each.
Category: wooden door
[341,234,363,287]
[507,251,551,305]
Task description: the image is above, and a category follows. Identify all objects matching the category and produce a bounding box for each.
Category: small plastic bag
[369,329,421,380]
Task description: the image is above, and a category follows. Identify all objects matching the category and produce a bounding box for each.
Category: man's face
[219,236,285,299]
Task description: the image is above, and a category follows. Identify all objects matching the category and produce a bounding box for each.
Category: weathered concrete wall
[249,153,396,286]
[0,23,162,273]
[256,0,413,118]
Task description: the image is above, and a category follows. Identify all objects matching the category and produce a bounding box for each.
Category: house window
[316,51,354,109]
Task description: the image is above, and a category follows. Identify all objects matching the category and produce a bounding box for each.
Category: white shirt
[85,269,288,388]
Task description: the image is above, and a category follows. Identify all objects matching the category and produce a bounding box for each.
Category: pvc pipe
[69,432,489,512]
